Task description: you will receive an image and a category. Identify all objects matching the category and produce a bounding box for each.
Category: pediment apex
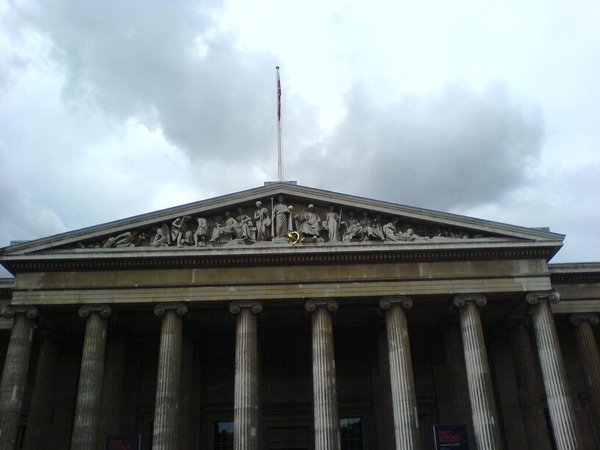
[1,183,564,257]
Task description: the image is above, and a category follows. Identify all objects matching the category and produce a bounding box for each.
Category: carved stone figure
[254,201,271,241]
[360,212,384,241]
[273,195,292,239]
[235,207,255,241]
[322,205,341,242]
[172,216,193,246]
[151,224,171,247]
[295,204,323,242]
[70,197,489,250]
[342,211,363,242]
[210,212,237,243]
[193,218,209,246]
[103,231,138,248]
[383,219,416,241]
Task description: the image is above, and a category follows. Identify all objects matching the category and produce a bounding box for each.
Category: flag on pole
[277,66,282,121]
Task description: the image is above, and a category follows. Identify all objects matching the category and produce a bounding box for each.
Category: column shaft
[380,297,420,450]
[152,304,186,450]
[0,307,37,450]
[454,295,503,449]
[527,292,581,450]
[508,322,552,449]
[570,314,600,433]
[178,336,195,449]
[97,333,127,448]
[306,300,340,450]
[22,334,60,450]
[71,306,111,450]
[230,302,262,450]
[444,325,474,428]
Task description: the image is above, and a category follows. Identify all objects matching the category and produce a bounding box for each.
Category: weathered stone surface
[230,301,262,450]
[453,294,503,450]
[526,292,582,450]
[0,306,37,450]
[380,296,420,450]
[71,305,111,450]
[152,303,187,449]
[306,300,341,450]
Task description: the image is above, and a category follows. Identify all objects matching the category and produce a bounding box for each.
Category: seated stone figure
[210,212,237,243]
[342,211,363,242]
[295,204,323,242]
[235,207,255,241]
[151,224,171,247]
[360,212,384,241]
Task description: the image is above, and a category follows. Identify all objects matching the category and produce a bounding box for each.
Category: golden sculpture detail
[287,231,300,245]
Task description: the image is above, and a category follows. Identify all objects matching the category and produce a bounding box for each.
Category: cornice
[549,263,600,284]
[2,241,558,274]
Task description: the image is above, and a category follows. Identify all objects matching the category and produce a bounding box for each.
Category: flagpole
[276,66,284,182]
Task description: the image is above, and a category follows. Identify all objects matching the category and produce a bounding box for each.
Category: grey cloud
[291,79,545,211]
[16,0,279,165]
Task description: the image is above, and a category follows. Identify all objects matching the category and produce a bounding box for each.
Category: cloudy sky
[1,0,599,276]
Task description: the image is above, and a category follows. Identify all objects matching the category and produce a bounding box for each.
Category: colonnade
[0,291,598,449]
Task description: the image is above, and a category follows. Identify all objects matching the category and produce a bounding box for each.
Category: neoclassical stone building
[0,183,599,449]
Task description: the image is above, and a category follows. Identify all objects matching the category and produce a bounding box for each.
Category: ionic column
[305,299,341,450]
[70,304,112,450]
[379,296,420,450]
[152,303,188,450]
[507,321,552,449]
[22,332,60,450]
[0,306,38,450]
[570,313,600,433]
[229,301,263,450]
[453,294,503,449]
[526,291,582,450]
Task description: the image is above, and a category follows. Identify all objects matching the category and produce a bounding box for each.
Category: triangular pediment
[1,184,564,271]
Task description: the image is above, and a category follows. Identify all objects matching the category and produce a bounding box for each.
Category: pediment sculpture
[71,195,489,250]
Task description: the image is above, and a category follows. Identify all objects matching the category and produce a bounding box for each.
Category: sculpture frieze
[72,195,491,250]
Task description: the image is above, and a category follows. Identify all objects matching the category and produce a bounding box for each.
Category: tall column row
[1,293,599,449]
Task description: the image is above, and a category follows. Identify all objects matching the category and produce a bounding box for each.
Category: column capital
[526,291,560,306]
[453,294,486,308]
[2,305,38,320]
[154,303,188,317]
[570,313,600,327]
[305,299,338,313]
[79,304,112,318]
[380,296,413,310]
[228,301,263,314]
